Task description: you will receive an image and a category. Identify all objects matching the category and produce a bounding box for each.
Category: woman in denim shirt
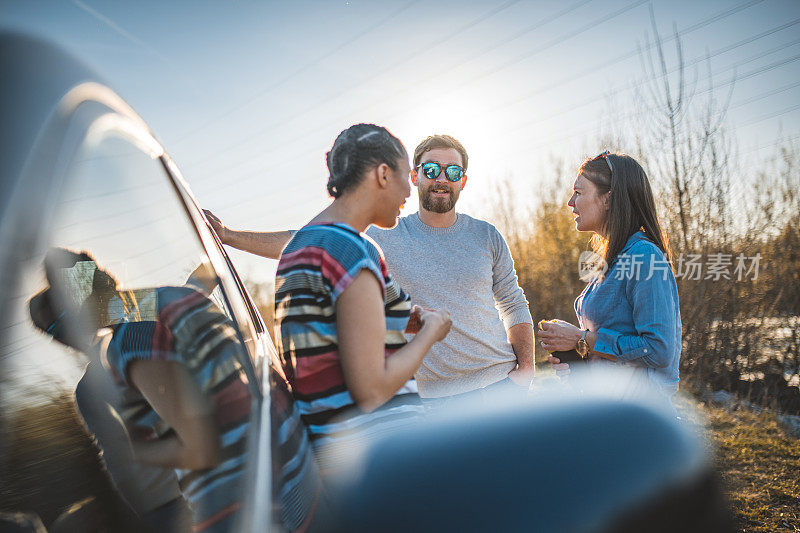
[538,152,681,402]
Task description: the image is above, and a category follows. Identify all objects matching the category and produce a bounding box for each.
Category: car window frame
[4,81,275,532]
[159,155,276,532]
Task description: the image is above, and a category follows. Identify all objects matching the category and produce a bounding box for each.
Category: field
[699,401,800,532]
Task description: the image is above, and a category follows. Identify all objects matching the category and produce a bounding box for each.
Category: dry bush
[623,21,799,409]
[485,170,591,363]
[484,25,800,409]
[0,393,132,528]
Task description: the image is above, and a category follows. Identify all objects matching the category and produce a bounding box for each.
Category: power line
[309,0,754,141]
[60,175,164,204]
[174,0,523,148]
[739,133,800,155]
[183,0,595,174]
[512,81,800,160]
[71,0,172,66]
[729,80,800,109]
[197,20,800,212]
[188,0,656,198]
[215,133,800,241]
[500,44,800,140]
[416,0,652,97]
[482,13,798,122]
[444,32,800,166]
[171,0,424,145]
[189,0,771,192]
[738,102,800,127]
[693,48,800,96]
[220,87,799,222]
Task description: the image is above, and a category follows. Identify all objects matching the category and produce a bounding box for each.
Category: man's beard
[420,188,456,213]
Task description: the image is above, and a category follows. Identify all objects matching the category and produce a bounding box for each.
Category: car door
[0,82,277,532]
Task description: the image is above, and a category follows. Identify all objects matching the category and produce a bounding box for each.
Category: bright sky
[3,0,799,282]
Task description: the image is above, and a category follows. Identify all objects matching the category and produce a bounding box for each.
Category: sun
[389,89,538,217]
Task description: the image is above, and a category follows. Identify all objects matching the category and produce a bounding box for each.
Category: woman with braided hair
[273,124,452,475]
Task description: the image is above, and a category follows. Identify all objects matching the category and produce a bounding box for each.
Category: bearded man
[206,134,535,402]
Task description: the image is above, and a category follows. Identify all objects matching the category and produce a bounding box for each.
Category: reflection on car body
[0,31,317,532]
[30,248,259,531]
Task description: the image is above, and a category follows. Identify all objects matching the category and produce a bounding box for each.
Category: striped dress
[274,223,424,473]
[104,286,253,533]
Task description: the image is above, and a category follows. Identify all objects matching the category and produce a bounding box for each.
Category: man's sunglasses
[591,150,614,174]
[416,162,465,182]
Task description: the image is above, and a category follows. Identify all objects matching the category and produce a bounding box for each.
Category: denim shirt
[574,231,682,398]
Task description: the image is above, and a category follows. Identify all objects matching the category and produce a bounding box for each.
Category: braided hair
[326,124,406,198]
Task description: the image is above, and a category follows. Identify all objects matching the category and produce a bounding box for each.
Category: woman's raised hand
[203,209,229,244]
[417,306,452,342]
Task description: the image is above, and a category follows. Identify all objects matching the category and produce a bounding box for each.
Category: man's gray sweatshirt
[366,212,533,397]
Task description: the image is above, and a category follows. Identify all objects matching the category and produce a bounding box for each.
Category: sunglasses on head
[591,150,614,175]
[417,161,465,182]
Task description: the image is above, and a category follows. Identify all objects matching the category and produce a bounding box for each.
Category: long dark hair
[580,153,672,271]
[326,124,407,198]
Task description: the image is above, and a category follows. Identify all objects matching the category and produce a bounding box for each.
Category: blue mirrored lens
[444,165,464,182]
[422,163,441,180]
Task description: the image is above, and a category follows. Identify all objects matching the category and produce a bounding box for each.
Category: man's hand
[203,209,229,244]
[547,355,571,380]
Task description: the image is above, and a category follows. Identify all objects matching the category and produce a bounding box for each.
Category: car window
[1,127,258,532]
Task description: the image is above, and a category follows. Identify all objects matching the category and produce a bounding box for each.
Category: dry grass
[699,402,800,532]
[0,394,132,528]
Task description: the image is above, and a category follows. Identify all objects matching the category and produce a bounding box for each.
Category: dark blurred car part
[328,397,733,533]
